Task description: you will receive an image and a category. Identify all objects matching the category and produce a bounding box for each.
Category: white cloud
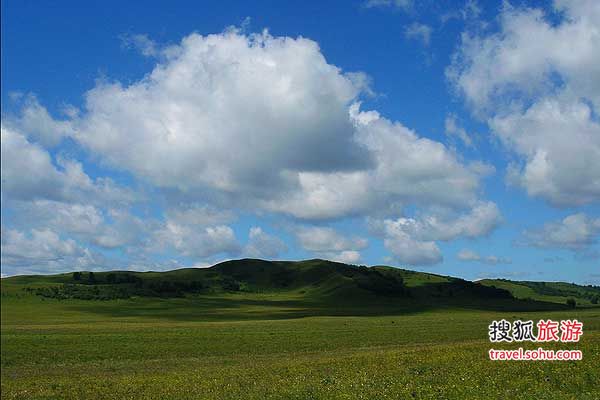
[1,28,505,273]
[351,106,489,211]
[165,204,234,227]
[523,213,600,251]
[295,226,368,252]
[0,227,108,275]
[21,202,147,249]
[330,250,362,264]
[267,105,489,219]
[373,201,502,266]
[11,95,73,146]
[449,1,600,206]
[147,204,241,259]
[492,97,600,206]
[149,221,240,259]
[457,249,511,265]
[1,123,134,206]
[294,226,367,263]
[449,1,600,112]
[404,23,432,46]
[33,30,491,221]
[74,30,371,199]
[376,201,501,241]
[383,229,442,266]
[244,227,287,259]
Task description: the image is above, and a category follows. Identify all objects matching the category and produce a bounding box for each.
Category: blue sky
[1,0,599,284]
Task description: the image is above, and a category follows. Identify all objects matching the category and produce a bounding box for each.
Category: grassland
[2,259,599,399]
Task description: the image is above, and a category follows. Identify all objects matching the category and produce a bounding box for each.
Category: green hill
[4,259,597,314]
[479,278,600,306]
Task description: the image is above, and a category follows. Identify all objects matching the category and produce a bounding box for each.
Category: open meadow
[2,260,599,399]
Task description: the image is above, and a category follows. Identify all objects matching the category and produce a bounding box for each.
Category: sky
[1,0,599,284]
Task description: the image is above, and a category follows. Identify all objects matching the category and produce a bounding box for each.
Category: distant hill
[2,259,599,311]
[478,278,600,306]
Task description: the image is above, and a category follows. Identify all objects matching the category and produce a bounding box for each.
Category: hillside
[3,259,598,314]
[479,278,600,306]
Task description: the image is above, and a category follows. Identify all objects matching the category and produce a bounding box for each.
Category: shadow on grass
[63,283,571,322]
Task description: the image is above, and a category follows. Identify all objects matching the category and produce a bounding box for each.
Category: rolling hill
[478,278,600,306]
[3,259,598,313]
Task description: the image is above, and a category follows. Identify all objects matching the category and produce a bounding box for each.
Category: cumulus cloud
[9,95,73,146]
[457,249,511,265]
[148,219,240,259]
[374,201,501,241]
[383,230,442,266]
[9,200,149,249]
[493,97,600,206]
[0,227,108,275]
[1,28,503,273]
[141,203,244,260]
[1,123,134,206]
[244,227,287,259]
[73,30,371,199]
[522,213,600,251]
[372,201,502,266]
[165,204,235,227]
[294,226,367,263]
[449,0,600,206]
[268,104,490,219]
[27,30,489,221]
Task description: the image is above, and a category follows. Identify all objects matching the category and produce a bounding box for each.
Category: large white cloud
[2,28,503,273]
[46,29,492,221]
[74,30,371,198]
[449,0,600,206]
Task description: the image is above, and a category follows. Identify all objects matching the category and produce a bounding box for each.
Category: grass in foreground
[2,293,599,399]
[2,260,599,399]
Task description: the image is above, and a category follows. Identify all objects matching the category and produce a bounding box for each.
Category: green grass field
[2,259,599,399]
